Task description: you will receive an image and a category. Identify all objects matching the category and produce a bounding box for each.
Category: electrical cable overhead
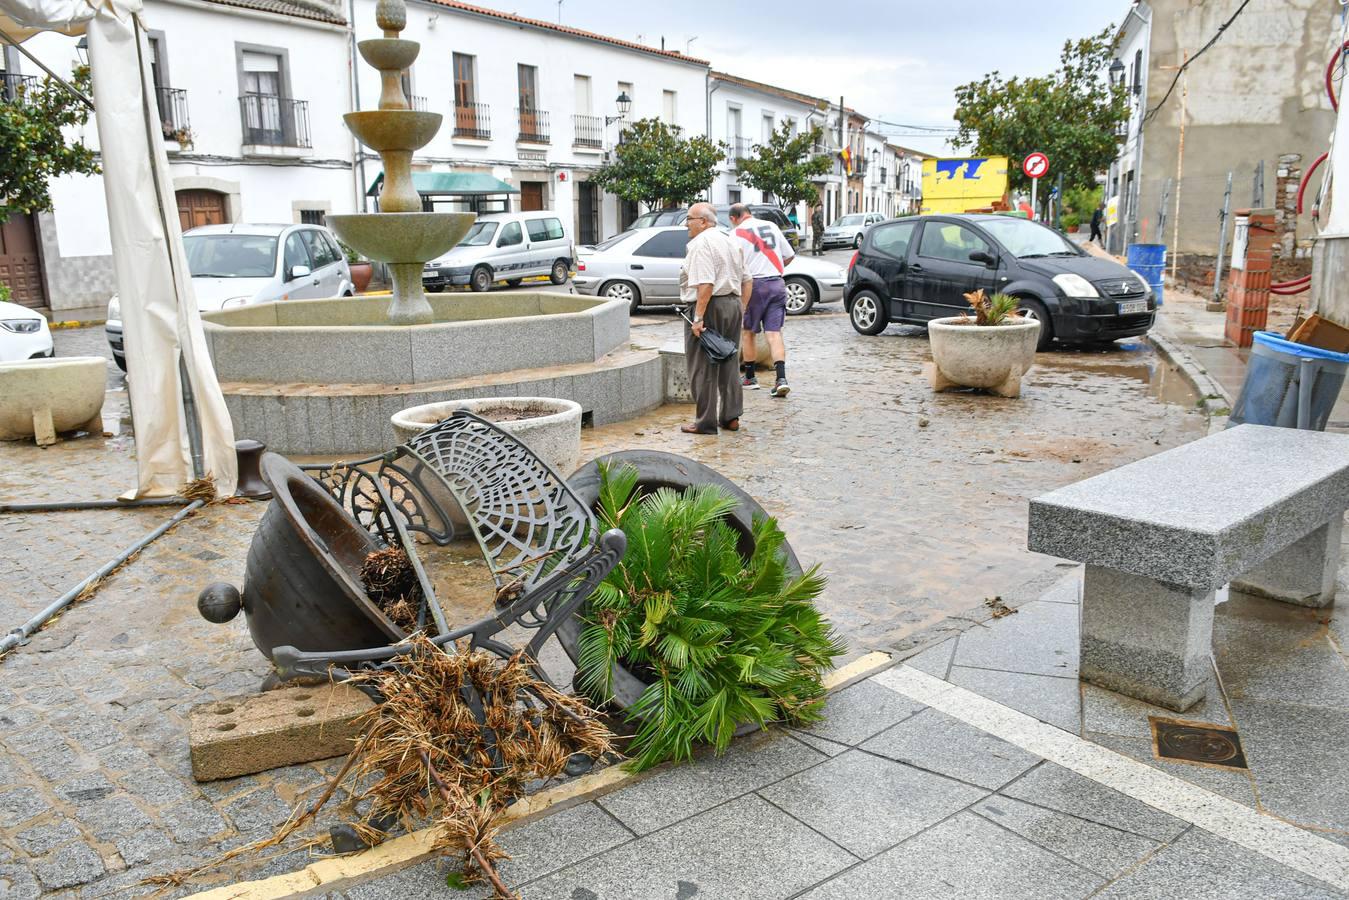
[1143,0,1252,124]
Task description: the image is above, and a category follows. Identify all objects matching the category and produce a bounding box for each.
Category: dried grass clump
[360,547,423,632]
[180,475,218,503]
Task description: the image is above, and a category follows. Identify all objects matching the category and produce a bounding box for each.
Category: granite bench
[1028,424,1349,711]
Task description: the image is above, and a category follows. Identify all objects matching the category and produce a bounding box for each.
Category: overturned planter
[0,356,106,446]
[392,397,582,475]
[927,316,1040,398]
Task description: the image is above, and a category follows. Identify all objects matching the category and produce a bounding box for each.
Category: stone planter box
[927,316,1040,398]
[392,397,582,474]
[0,356,106,446]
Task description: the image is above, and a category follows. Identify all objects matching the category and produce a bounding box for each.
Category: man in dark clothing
[1090,205,1105,245]
[811,206,825,256]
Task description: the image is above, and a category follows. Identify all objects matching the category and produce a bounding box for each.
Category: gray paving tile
[788,730,851,757]
[951,600,1079,678]
[902,639,956,678]
[796,810,1104,899]
[1214,593,1349,709]
[948,665,1082,733]
[1082,669,1232,736]
[521,795,855,899]
[972,794,1160,879]
[1229,699,1349,832]
[1087,732,1258,807]
[999,763,1187,842]
[1092,827,1343,898]
[759,749,986,858]
[792,678,924,749]
[860,708,1040,790]
[346,802,631,900]
[596,729,825,835]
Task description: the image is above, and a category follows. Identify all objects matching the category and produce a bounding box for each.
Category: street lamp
[1108,58,1125,87]
[605,91,632,126]
[75,36,88,67]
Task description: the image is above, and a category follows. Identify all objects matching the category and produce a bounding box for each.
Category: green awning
[365,171,519,197]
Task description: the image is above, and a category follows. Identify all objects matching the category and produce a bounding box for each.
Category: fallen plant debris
[984,595,1017,618]
[360,546,425,631]
[147,636,615,898]
[180,475,218,504]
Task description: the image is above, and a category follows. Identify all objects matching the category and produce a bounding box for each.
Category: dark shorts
[743,277,787,333]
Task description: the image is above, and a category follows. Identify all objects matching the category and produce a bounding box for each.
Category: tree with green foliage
[591,117,725,210]
[0,66,99,224]
[737,122,832,211]
[952,27,1127,204]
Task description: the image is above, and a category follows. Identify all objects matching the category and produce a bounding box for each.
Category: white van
[422,211,574,293]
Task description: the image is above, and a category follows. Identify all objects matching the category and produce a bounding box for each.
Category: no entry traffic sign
[1023,152,1049,180]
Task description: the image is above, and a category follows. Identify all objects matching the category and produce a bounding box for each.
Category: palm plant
[962,288,1023,326]
[576,462,845,772]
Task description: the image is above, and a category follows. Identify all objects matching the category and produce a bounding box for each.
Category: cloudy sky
[492,0,1122,155]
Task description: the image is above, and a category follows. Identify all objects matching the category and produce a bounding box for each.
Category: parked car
[105,222,353,371]
[422,211,574,293]
[625,205,801,250]
[572,225,845,315]
[821,212,886,250]
[0,300,54,362]
[844,213,1155,351]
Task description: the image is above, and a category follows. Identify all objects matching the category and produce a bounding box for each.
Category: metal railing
[156,87,190,141]
[517,107,550,143]
[1,73,37,103]
[410,94,428,111]
[572,113,603,148]
[239,93,311,148]
[727,136,752,168]
[453,102,490,140]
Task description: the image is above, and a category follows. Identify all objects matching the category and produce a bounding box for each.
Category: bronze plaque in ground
[1149,716,1248,770]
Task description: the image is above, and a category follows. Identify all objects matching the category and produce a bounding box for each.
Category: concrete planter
[392,397,582,474]
[0,356,106,445]
[927,316,1041,398]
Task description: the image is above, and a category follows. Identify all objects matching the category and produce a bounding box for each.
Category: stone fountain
[327,0,473,325]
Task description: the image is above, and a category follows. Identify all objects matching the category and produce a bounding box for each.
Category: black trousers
[684,294,744,432]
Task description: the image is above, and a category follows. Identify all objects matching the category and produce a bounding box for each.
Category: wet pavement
[0,314,1205,895]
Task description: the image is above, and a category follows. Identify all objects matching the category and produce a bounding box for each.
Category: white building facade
[1104,2,1151,254]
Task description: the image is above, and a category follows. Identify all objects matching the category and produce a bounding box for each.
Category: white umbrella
[0,0,237,498]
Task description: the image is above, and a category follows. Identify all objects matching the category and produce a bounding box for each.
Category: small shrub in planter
[576,462,845,772]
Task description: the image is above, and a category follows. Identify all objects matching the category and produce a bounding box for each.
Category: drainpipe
[348,0,366,212]
[706,72,721,201]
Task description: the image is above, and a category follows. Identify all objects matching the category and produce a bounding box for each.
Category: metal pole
[1212,171,1233,307]
[1031,178,1038,221]
[1253,160,1265,208]
[1171,51,1188,280]
[1158,178,1172,242]
[0,498,188,513]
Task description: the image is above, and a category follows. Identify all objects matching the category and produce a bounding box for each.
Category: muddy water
[580,312,1206,654]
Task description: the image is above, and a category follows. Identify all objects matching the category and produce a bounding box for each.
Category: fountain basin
[328,211,472,264]
[392,397,582,474]
[343,110,443,154]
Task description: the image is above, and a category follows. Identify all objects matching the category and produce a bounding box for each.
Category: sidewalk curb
[1147,317,1233,430]
[184,651,895,899]
[49,319,103,330]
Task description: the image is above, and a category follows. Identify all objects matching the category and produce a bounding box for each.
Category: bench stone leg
[1081,565,1213,712]
[1231,516,1342,608]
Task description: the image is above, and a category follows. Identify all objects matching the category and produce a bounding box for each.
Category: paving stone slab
[951,600,1079,679]
[1214,595,1349,709]
[521,794,856,899]
[759,749,987,859]
[791,678,924,749]
[1092,827,1344,898]
[860,707,1040,790]
[972,794,1160,879]
[999,763,1187,843]
[1082,669,1232,737]
[347,801,632,900]
[597,729,825,835]
[902,639,956,678]
[0,787,52,828]
[1086,732,1258,807]
[796,810,1104,899]
[1228,699,1349,832]
[948,665,1082,734]
[32,841,105,889]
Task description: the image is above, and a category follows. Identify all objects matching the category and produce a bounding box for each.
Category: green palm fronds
[577,462,846,772]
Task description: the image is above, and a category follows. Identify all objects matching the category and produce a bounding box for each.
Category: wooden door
[520,181,545,212]
[0,213,47,309]
[177,189,226,232]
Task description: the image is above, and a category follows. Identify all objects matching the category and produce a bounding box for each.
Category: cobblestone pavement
[0,317,1204,896]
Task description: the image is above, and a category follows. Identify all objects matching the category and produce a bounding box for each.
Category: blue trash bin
[1228,331,1349,431]
[1126,243,1166,307]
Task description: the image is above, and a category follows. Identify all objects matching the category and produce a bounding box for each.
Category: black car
[625,204,801,250]
[844,214,1155,350]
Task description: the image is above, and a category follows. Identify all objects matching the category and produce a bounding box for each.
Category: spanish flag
[840,146,852,175]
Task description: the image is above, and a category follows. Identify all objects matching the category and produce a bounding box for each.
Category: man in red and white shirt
[729,203,794,397]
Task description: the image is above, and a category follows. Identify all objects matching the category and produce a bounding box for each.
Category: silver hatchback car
[573,226,846,315]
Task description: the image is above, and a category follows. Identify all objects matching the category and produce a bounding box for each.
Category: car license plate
[1118,299,1148,315]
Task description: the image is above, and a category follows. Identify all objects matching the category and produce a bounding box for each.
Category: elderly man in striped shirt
[729,202,793,397]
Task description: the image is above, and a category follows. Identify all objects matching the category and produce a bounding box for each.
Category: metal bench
[1028,424,1349,711]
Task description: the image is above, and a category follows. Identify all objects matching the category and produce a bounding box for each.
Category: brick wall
[1274,153,1301,261]
[1225,208,1276,347]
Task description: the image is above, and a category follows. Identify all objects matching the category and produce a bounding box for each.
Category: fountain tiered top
[326,0,474,325]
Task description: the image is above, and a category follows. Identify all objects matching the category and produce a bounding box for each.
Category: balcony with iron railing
[410,94,427,111]
[239,93,311,149]
[517,107,549,143]
[573,113,603,149]
[727,136,752,169]
[453,102,490,140]
[156,86,190,142]
[1,73,37,103]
